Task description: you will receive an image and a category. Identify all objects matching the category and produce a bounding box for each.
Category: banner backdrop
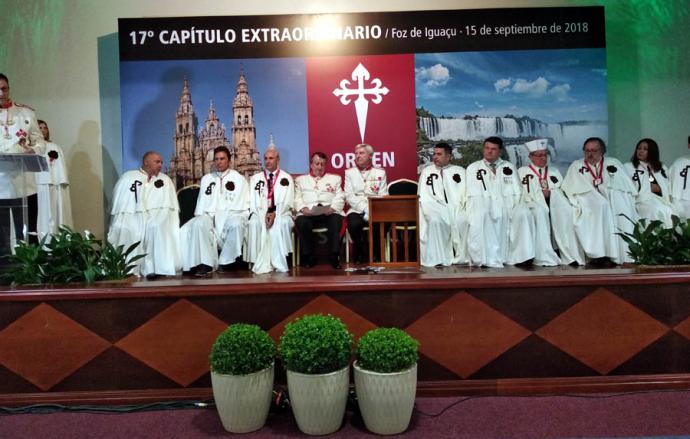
[118,7,606,189]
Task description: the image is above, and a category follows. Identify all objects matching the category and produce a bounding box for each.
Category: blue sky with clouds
[414,49,607,124]
[120,58,309,174]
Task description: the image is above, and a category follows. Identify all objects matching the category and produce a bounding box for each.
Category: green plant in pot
[354,327,419,435]
[617,214,690,265]
[279,314,353,435]
[209,323,276,433]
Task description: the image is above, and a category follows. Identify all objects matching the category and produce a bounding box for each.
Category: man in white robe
[561,137,637,264]
[518,139,584,266]
[465,136,534,267]
[246,145,294,274]
[670,136,690,219]
[180,146,249,276]
[0,73,46,253]
[624,138,674,227]
[344,143,388,264]
[418,142,468,267]
[294,152,345,269]
[108,151,180,278]
[35,120,72,240]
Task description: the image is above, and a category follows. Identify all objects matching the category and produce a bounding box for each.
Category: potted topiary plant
[279,314,353,435]
[354,327,419,435]
[209,323,276,433]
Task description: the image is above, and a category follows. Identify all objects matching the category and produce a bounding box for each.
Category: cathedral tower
[231,69,262,177]
[169,77,198,187]
[198,100,232,177]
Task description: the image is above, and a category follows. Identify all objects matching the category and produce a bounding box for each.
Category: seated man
[35,119,72,240]
[465,136,534,267]
[670,136,690,219]
[294,152,345,269]
[518,139,583,266]
[245,145,294,274]
[561,137,637,264]
[108,151,180,278]
[181,146,249,276]
[0,73,45,254]
[418,142,469,267]
[344,143,388,264]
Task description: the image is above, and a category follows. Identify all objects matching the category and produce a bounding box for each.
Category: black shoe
[145,273,161,281]
[330,254,341,269]
[194,264,213,277]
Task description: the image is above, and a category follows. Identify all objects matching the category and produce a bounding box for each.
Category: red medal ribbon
[584,159,603,188]
[528,165,549,190]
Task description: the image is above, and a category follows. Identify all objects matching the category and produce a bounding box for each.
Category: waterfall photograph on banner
[415,48,608,174]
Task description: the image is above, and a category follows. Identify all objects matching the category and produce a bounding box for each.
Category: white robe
[518,164,584,266]
[561,157,637,264]
[180,169,249,270]
[465,159,534,267]
[108,169,181,276]
[669,157,690,219]
[344,167,388,219]
[246,169,294,274]
[624,162,675,227]
[0,103,45,199]
[418,164,469,267]
[36,142,72,240]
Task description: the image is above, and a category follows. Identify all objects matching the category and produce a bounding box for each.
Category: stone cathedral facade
[168,71,262,188]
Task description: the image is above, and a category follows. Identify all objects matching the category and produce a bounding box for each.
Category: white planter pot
[211,363,274,433]
[286,365,350,435]
[354,361,417,435]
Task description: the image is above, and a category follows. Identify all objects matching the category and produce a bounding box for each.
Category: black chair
[177,184,200,227]
[388,178,418,195]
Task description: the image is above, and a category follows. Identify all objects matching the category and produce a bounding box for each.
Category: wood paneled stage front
[1,264,690,406]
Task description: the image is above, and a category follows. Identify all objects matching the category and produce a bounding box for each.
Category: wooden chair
[176,184,200,227]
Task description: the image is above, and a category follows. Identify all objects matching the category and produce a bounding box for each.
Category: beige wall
[1,0,688,237]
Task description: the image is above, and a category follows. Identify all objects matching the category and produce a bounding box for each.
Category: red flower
[16,129,27,139]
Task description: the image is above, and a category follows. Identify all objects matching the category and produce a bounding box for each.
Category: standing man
[35,120,72,240]
[670,136,690,219]
[465,136,534,267]
[344,143,388,264]
[180,146,249,276]
[417,142,469,267]
[561,137,637,264]
[0,73,45,253]
[518,139,583,266]
[246,146,294,274]
[108,151,180,279]
[294,152,345,269]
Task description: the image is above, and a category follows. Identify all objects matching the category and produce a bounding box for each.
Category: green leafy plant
[279,314,353,374]
[210,323,276,375]
[618,214,690,265]
[356,328,419,373]
[2,226,143,285]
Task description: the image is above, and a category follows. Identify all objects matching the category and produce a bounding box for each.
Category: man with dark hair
[561,137,637,264]
[0,73,45,254]
[108,151,180,278]
[180,146,249,276]
[417,142,469,266]
[670,136,690,219]
[465,137,534,267]
[35,120,72,240]
[294,152,345,269]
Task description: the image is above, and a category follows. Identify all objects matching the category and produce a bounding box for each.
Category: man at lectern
[0,73,45,255]
[108,151,181,279]
[344,143,388,264]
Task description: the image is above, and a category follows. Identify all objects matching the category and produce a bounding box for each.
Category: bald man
[108,151,181,278]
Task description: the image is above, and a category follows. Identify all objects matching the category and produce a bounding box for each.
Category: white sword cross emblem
[333,63,389,143]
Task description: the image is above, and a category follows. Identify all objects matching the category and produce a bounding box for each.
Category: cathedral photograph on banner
[119,58,309,190]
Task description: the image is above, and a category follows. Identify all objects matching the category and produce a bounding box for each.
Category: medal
[540,179,549,190]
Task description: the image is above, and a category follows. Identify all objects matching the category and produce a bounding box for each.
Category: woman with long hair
[624,138,675,226]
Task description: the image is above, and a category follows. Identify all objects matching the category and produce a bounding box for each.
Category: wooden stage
[2,263,690,406]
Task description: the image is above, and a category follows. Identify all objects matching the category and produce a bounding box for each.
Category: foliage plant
[356,328,419,374]
[618,215,690,265]
[2,226,143,285]
[209,323,276,375]
[279,314,353,375]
